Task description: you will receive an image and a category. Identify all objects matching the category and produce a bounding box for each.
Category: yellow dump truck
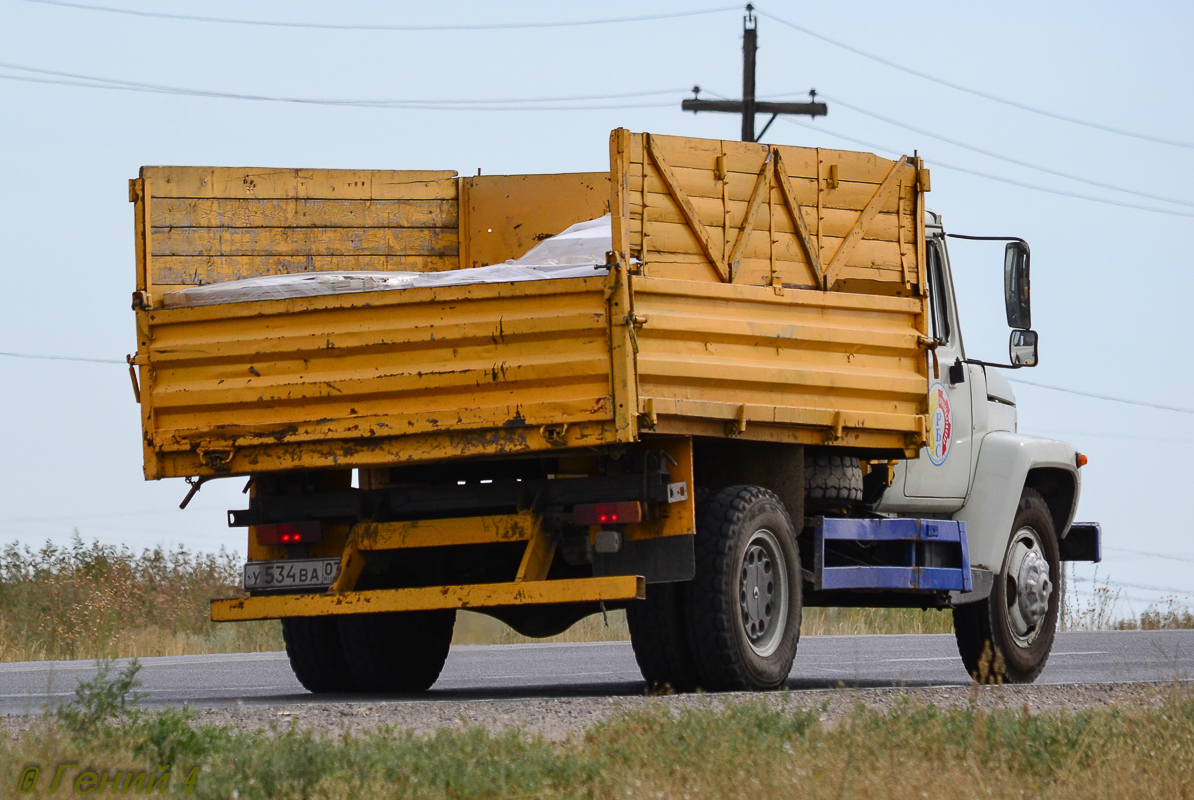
[129,130,1098,692]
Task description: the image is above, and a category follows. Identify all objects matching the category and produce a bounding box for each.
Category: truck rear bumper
[211,575,645,622]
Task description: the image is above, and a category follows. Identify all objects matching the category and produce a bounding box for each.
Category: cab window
[927,241,952,345]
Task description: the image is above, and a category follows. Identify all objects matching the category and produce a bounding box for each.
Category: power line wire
[1007,377,1194,415]
[0,62,687,110]
[820,92,1194,209]
[1104,547,1194,566]
[20,0,738,31]
[0,351,123,365]
[779,116,1194,219]
[1070,575,1192,596]
[1032,429,1194,446]
[0,61,688,105]
[755,7,1194,151]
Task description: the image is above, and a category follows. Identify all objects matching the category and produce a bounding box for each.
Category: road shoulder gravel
[2,681,1163,742]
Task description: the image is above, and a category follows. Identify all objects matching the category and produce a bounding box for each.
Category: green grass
[3,660,1193,799]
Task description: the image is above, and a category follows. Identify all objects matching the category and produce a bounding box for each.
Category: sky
[0,0,1191,619]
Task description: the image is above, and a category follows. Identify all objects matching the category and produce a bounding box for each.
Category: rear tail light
[256,522,323,546]
[573,502,642,526]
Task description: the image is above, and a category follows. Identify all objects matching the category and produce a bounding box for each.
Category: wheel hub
[1016,549,1052,629]
[739,529,789,657]
[1004,526,1053,646]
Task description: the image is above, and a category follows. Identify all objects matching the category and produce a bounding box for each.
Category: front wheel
[953,488,1060,683]
[683,486,802,691]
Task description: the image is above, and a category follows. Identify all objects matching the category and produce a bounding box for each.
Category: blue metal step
[813,517,972,592]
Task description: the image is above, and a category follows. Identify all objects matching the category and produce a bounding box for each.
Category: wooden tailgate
[131,166,461,300]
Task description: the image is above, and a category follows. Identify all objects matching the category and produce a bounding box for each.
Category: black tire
[281,616,359,694]
[627,582,699,693]
[805,452,863,507]
[683,486,802,691]
[953,488,1060,684]
[338,610,456,692]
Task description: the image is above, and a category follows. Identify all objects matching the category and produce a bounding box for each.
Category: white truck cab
[875,211,1098,682]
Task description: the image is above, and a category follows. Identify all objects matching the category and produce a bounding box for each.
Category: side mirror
[1004,241,1031,329]
[1009,329,1039,367]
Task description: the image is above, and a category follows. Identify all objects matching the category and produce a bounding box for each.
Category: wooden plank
[637,135,902,185]
[630,274,924,313]
[629,169,913,210]
[607,130,639,443]
[639,259,725,283]
[152,227,458,258]
[774,150,824,288]
[611,130,632,266]
[152,255,460,285]
[645,255,810,286]
[641,220,904,268]
[727,152,773,282]
[643,254,895,289]
[646,135,729,282]
[824,159,914,287]
[641,135,771,176]
[774,145,901,185]
[153,198,457,229]
[633,194,905,242]
[141,166,459,199]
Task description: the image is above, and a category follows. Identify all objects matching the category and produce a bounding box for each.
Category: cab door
[903,235,974,501]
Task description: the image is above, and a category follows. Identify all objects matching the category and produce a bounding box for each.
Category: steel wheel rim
[739,527,789,657]
[1003,525,1053,647]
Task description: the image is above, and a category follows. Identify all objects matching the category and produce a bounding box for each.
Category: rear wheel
[281,617,358,694]
[627,582,699,693]
[683,486,802,691]
[953,488,1059,683]
[338,610,456,692]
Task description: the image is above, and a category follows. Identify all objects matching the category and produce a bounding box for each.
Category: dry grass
[2,536,1187,664]
[0,535,281,663]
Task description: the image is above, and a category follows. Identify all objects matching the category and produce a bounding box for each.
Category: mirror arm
[963,358,1024,371]
[945,234,1029,245]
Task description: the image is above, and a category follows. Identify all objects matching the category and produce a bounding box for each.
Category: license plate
[243,558,340,591]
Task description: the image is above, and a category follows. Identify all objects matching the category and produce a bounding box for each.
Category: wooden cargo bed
[130,131,931,479]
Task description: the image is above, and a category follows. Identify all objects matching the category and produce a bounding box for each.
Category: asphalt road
[1,630,1190,716]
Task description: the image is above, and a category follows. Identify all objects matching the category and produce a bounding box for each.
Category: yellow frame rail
[211,575,645,622]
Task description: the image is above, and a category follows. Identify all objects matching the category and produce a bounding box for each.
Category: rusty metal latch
[917,334,941,380]
[197,445,237,472]
[539,424,568,446]
[126,354,141,403]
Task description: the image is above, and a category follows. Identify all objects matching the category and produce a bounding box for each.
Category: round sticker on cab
[926,382,953,466]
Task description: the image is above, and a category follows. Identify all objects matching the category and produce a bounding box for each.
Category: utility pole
[682,4,827,142]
